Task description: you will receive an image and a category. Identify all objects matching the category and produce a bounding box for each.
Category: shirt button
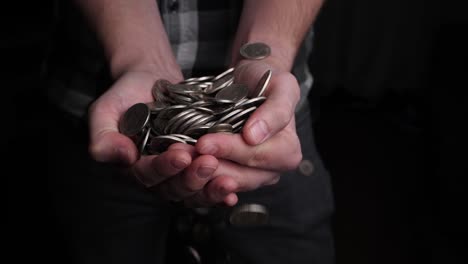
[298,159,315,176]
[168,0,179,12]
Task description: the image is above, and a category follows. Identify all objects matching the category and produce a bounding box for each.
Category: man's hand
[183,60,303,207]
[87,70,237,205]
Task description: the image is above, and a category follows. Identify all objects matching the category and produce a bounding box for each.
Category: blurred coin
[238,97,266,109]
[225,106,256,125]
[251,70,272,97]
[168,84,203,95]
[185,125,211,139]
[229,203,269,226]
[232,119,246,133]
[165,109,198,134]
[216,108,243,125]
[207,123,233,134]
[176,113,210,134]
[212,67,234,82]
[152,79,171,101]
[139,127,152,155]
[147,101,168,113]
[215,84,248,103]
[183,115,216,134]
[240,42,271,60]
[149,135,186,154]
[119,103,151,137]
[207,74,234,94]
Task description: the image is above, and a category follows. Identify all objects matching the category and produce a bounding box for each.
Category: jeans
[46,99,335,264]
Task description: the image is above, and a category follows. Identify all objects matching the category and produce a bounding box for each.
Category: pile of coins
[119,67,272,155]
[119,42,272,227]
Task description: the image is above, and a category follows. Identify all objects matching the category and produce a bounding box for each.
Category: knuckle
[247,148,269,168]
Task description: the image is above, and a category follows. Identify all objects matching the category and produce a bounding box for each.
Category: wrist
[231,38,296,72]
[110,52,183,84]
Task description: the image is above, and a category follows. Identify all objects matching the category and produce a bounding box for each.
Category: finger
[160,155,218,201]
[167,142,198,157]
[185,159,280,207]
[130,148,193,187]
[184,175,238,207]
[88,102,139,164]
[243,73,300,145]
[235,63,300,145]
[196,119,302,171]
[211,159,281,192]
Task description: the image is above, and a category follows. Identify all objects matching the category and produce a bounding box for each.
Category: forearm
[75,0,182,81]
[231,0,323,71]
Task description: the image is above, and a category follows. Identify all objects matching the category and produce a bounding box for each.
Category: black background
[6,0,467,263]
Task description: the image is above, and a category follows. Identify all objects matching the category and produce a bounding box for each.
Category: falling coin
[251,70,272,97]
[229,203,269,226]
[240,42,271,60]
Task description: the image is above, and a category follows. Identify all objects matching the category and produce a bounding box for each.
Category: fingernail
[199,144,218,155]
[248,120,269,144]
[197,166,216,178]
[171,158,189,169]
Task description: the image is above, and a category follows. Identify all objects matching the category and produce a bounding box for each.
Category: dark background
[6,0,467,263]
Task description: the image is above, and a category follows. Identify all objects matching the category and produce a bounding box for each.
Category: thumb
[88,104,138,165]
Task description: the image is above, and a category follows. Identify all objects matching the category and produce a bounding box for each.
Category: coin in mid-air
[240,42,271,60]
[229,203,269,226]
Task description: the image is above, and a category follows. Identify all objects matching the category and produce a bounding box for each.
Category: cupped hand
[184,60,303,206]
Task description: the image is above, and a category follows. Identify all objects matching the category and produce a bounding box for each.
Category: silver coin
[149,135,186,154]
[165,109,198,134]
[157,104,187,120]
[151,116,168,135]
[207,123,233,134]
[168,84,203,95]
[119,103,151,137]
[171,93,195,104]
[212,67,234,82]
[182,115,216,136]
[251,70,272,97]
[168,110,202,134]
[232,119,246,133]
[238,97,266,109]
[139,127,152,155]
[229,203,269,226]
[183,76,214,83]
[184,125,211,139]
[146,101,168,113]
[215,84,248,103]
[170,134,198,145]
[206,74,234,94]
[193,106,214,115]
[239,42,271,60]
[189,100,211,108]
[212,104,234,116]
[225,106,256,125]
[233,98,248,109]
[216,108,243,125]
[176,113,210,134]
[152,79,171,101]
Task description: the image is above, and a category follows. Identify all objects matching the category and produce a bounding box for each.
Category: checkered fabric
[45,0,313,118]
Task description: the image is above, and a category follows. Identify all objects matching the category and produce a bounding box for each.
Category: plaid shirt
[45,0,313,118]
